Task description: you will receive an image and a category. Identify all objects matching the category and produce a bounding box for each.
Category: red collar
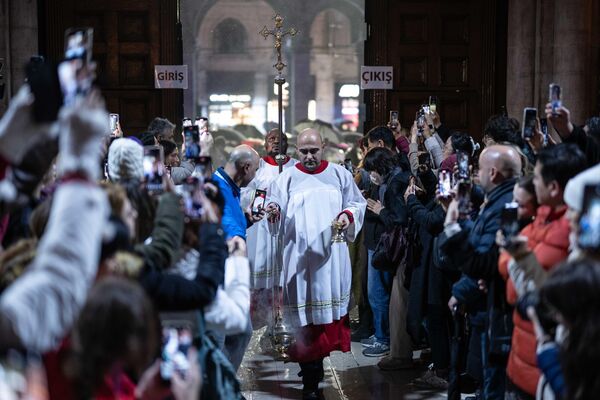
[295,160,329,174]
[263,155,290,166]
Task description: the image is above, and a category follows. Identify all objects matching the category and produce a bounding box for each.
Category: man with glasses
[265,129,366,400]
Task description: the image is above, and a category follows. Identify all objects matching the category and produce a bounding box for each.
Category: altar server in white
[266,129,366,399]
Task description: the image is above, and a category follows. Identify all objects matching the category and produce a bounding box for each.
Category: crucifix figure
[259,14,298,173]
[259,14,298,74]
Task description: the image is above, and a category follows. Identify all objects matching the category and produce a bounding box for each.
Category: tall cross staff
[259,14,298,173]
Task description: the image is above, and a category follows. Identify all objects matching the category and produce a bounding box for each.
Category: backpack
[196,312,243,400]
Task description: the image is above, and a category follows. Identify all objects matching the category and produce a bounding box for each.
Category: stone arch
[213,18,248,54]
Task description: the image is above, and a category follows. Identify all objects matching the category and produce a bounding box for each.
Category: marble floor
[238,327,454,400]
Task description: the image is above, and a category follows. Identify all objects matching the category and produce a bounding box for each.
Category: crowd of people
[1,67,600,400]
[350,101,600,400]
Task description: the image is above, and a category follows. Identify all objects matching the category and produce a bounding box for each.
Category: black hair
[158,139,178,157]
[140,131,157,146]
[366,126,396,150]
[484,115,521,145]
[586,116,600,145]
[540,258,600,400]
[147,117,175,138]
[536,143,587,190]
[363,147,398,176]
[450,131,475,155]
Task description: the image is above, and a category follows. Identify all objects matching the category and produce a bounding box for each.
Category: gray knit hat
[107,138,143,182]
[564,163,600,212]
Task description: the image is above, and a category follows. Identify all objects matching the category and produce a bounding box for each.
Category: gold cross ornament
[259,14,298,73]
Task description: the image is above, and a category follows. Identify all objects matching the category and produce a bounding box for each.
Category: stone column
[290,37,312,125]
[314,53,335,123]
[196,67,208,117]
[252,71,268,133]
[8,0,37,95]
[506,0,595,124]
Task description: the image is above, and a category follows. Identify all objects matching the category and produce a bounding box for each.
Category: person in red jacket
[498,144,587,399]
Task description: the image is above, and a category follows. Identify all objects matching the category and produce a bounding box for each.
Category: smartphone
[457,151,470,181]
[109,113,119,133]
[182,118,192,128]
[416,110,425,135]
[428,96,438,113]
[549,83,562,114]
[389,111,399,129]
[160,322,193,381]
[64,27,93,63]
[251,189,267,216]
[457,181,472,215]
[540,118,548,147]
[183,125,201,159]
[59,27,94,106]
[422,103,430,115]
[180,176,204,219]
[501,202,520,240]
[143,146,165,193]
[522,108,537,140]
[438,170,452,197]
[195,117,208,132]
[418,152,431,168]
[578,184,600,250]
[25,56,63,122]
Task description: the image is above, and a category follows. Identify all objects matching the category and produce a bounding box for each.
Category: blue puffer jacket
[441,179,517,322]
[213,168,248,240]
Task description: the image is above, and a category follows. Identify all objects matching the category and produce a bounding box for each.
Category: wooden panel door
[364,0,507,141]
[39,0,182,135]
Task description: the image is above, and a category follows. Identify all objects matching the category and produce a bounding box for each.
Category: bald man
[265,129,366,399]
[440,144,522,399]
[212,144,262,241]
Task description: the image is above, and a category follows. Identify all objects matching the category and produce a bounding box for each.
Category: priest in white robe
[266,129,366,399]
[240,129,298,328]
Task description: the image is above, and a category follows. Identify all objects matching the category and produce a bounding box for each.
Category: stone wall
[506,0,598,124]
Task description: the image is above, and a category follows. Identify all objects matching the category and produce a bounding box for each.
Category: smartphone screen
[457,181,472,215]
[109,113,119,133]
[418,152,431,168]
[422,103,430,115]
[501,202,520,240]
[160,323,193,381]
[389,111,399,129]
[428,96,438,113]
[522,108,537,140]
[252,189,267,215]
[457,151,470,181]
[184,126,201,159]
[182,118,192,128]
[64,27,93,63]
[578,184,600,250]
[180,176,204,219]
[195,117,208,132]
[438,170,452,197]
[143,146,165,193]
[540,118,548,146]
[549,83,562,113]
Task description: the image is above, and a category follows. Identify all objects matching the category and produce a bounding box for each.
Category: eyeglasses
[298,148,320,155]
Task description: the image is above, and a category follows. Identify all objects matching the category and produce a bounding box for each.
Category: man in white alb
[242,129,297,300]
[266,129,366,400]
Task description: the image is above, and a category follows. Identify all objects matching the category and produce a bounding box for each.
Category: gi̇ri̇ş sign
[360,66,393,90]
[154,65,188,89]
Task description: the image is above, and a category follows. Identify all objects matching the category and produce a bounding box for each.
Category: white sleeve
[0,182,109,352]
[204,255,250,335]
[341,169,367,242]
[424,136,444,169]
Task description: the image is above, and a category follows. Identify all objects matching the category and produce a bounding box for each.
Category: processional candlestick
[259,14,298,173]
[260,14,298,360]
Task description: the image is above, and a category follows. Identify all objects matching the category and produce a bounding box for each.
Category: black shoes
[299,359,325,400]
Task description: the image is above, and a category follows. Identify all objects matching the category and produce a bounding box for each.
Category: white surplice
[268,161,366,327]
[241,156,298,289]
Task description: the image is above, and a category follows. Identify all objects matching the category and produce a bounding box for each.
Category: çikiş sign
[154,65,188,89]
[360,66,393,90]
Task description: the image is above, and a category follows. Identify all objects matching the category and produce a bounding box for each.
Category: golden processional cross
[259,14,298,173]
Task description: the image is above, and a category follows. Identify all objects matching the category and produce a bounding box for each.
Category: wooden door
[364,0,507,140]
[39,0,182,135]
